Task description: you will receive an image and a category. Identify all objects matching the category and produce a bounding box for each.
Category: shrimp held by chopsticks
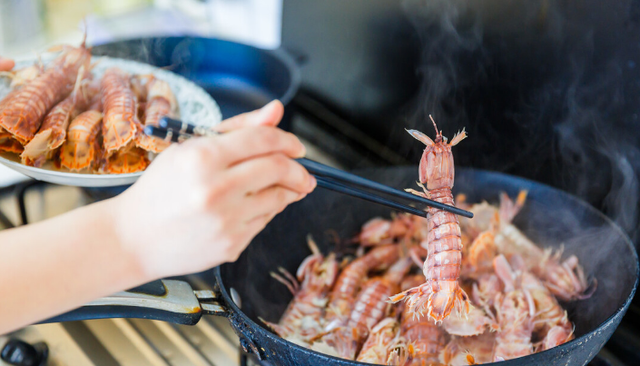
[390,116,470,323]
[135,77,176,153]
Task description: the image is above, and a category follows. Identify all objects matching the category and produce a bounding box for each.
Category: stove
[0,109,637,365]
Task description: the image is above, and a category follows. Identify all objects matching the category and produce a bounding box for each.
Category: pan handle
[39,280,229,325]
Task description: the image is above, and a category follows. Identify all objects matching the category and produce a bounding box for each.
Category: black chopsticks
[145,117,473,219]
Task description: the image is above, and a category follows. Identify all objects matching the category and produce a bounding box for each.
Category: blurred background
[0,0,283,57]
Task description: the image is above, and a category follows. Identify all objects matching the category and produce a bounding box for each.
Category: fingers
[243,185,306,220]
[0,57,15,72]
[227,153,316,195]
[213,125,306,165]
[245,212,278,235]
[214,100,284,133]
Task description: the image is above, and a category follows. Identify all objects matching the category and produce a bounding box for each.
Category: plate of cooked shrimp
[0,40,222,187]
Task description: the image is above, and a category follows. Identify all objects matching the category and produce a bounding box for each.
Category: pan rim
[90,35,302,106]
[214,167,640,365]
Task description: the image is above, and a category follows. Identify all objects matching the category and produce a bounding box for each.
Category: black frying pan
[46,168,639,366]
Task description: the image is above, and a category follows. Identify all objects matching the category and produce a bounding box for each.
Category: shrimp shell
[135,78,176,153]
[492,255,534,362]
[538,325,574,351]
[493,290,534,361]
[0,130,23,153]
[494,192,594,301]
[101,68,140,155]
[519,268,573,341]
[0,63,43,89]
[262,237,339,343]
[356,317,400,364]
[0,45,91,144]
[442,305,496,337]
[59,110,103,172]
[355,215,414,247]
[396,274,447,366]
[441,332,495,366]
[103,145,150,174]
[325,244,400,327]
[331,258,411,359]
[21,67,94,167]
[391,119,469,322]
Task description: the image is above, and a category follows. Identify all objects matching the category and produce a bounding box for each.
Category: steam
[553,53,640,243]
[400,0,483,132]
[402,0,640,245]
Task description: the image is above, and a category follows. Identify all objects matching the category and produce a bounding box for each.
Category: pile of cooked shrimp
[0,40,177,174]
[263,124,594,365]
[264,195,594,365]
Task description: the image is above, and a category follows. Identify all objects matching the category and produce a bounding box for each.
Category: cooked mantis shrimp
[262,237,339,344]
[0,43,91,144]
[325,244,400,328]
[0,130,23,154]
[135,77,176,153]
[21,66,94,167]
[397,273,447,366]
[263,122,594,364]
[391,117,469,322]
[492,255,534,361]
[101,67,140,155]
[330,258,412,359]
[356,317,400,364]
[59,109,103,172]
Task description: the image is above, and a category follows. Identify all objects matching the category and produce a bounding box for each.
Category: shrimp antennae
[429,114,443,143]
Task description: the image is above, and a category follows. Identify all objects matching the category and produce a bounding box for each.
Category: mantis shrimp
[21,66,94,166]
[59,109,103,172]
[391,116,470,322]
[101,67,140,155]
[135,77,176,153]
[330,258,412,359]
[0,42,91,144]
[262,237,339,344]
[355,317,401,364]
[325,244,400,328]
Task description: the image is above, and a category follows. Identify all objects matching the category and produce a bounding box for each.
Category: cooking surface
[0,130,636,366]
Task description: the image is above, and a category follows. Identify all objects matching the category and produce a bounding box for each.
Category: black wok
[47,168,638,366]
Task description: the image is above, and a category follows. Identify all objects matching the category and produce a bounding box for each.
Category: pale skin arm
[0,59,315,334]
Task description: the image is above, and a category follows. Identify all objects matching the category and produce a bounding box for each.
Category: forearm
[0,199,146,334]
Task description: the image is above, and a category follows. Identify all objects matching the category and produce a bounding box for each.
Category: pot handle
[39,280,229,325]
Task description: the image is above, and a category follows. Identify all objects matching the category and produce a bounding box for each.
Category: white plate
[0,56,222,187]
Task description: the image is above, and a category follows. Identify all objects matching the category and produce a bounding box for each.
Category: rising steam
[402,0,640,245]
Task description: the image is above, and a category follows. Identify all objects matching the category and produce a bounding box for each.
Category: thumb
[0,57,15,72]
[214,100,284,133]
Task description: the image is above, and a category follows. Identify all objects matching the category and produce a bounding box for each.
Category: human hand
[109,100,316,279]
[0,56,14,72]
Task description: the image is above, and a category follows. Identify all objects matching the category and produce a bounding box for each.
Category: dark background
[281,0,640,246]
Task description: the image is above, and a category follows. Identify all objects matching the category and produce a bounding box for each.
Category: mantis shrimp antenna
[429,115,443,143]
